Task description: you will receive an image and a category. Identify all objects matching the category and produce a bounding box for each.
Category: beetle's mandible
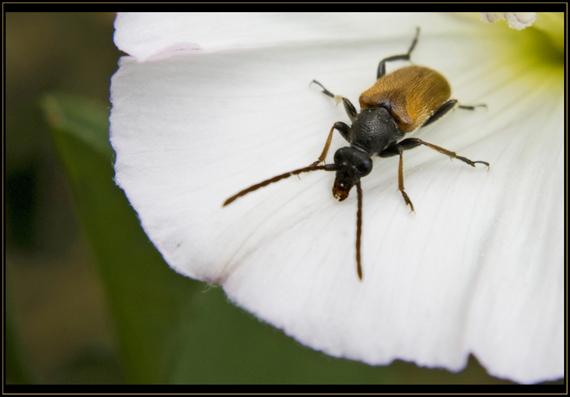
[223,27,489,281]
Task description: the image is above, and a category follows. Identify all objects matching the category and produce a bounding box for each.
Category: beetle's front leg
[311,80,358,122]
[313,121,350,165]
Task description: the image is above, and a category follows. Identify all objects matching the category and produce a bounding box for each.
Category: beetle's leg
[311,80,358,122]
[340,97,358,122]
[423,99,488,128]
[377,27,420,79]
[379,136,489,211]
[397,138,490,169]
[422,99,457,127]
[397,148,415,213]
[314,122,350,165]
[378,143,415,212]
[458,103,487,111]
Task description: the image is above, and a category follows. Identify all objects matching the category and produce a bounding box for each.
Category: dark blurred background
[6,12,124,383]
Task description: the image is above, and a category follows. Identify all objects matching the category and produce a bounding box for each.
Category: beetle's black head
[332,147,372,201]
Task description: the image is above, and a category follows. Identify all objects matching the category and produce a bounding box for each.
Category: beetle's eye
[334,148,348,165]
[356,158,372,177]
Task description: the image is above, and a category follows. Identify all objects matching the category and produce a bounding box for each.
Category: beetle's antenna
[223,163,338,207]
[356,180,363,281]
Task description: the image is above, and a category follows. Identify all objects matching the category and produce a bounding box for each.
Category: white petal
[481,13,505,23]
[480,12,537,30]
[504,12,537,30]
[111,14,563,384]
[464,81,564,382]
[115,12,483,62]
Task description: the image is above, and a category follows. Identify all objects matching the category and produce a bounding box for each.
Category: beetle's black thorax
[349,107,403,155]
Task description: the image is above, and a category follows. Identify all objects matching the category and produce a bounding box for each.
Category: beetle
[222,27,489,281]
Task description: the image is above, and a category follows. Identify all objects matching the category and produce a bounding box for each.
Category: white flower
[110,13,563,384]
[481,12,537,30]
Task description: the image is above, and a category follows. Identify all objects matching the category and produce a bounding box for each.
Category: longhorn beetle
[223,27,489,281]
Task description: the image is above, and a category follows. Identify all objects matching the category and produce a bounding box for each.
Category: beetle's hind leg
[458,103,487,111]
[422,99,457,127]
[377,26,420,79]
[423,100,487,128]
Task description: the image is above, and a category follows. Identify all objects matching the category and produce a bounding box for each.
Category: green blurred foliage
[43,93,202,383]
[6,12,125,384]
